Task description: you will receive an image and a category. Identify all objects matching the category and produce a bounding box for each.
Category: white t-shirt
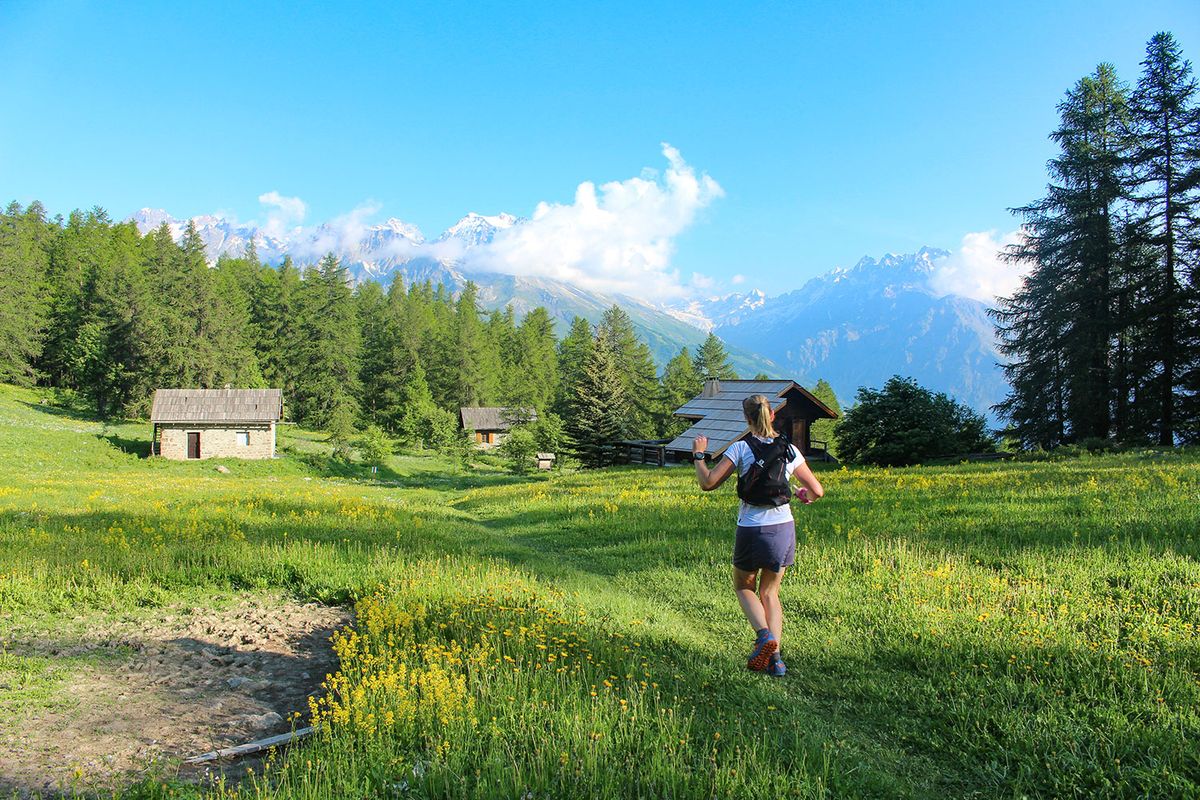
[723,436,805,526]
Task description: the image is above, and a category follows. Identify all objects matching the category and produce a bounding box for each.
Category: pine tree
[356,280,392,423]
[1127,32,1200,443]
[692,332,738,381]
[657,346,701,438]
[554,316,594,417]
[209,257,264,388]
[294,254,362,428]
[0,202,50,385]
[42,209,115,393]
[566,326,630,467]
[452,282,500,408]
[598,305,658,437]
[507,307,558,412]
[993,64,1130,446]
[487,306,519,403]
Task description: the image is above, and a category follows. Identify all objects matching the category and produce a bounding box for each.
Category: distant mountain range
[130,210,1007,417]
[675,249,1007,418]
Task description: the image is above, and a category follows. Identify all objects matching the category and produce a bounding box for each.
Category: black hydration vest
[735,436,794,507]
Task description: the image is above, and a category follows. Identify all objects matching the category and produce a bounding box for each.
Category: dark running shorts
[732,520,797,573]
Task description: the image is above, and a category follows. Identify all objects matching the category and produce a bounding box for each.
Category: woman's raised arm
[693,435,736,491]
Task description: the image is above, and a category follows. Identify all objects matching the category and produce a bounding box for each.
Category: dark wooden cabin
[665,379,838,460]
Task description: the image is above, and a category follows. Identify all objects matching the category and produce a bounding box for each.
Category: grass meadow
[1,384,1198,798]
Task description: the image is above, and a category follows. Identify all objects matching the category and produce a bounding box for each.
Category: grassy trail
[1,384,1198,798]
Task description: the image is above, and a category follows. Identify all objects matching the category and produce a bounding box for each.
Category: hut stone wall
[158,423,276,460]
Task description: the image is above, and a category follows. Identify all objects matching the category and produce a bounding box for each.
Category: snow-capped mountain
[437,212,522,247]
[671,248,1007,418]
[666,288,768,331]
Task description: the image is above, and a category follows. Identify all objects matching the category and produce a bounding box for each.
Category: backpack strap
[744,436,788,465]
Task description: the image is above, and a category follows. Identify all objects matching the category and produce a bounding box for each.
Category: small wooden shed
[665,379,838,460]
[150,389,283,460]
[459,407,535,449]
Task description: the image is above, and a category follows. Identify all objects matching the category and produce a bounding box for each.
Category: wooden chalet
[665,379,838,460]
[459,406,535,449]
[150,389,283,460]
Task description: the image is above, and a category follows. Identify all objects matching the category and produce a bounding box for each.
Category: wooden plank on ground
[184,727,315,764]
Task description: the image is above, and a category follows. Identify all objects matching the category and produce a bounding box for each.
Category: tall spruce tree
[657,346,702,438]
[1127,32,1200,443]
[993,64,1130,445]
[507,307,558,412]
[554,316,594,417]
[294,254,362,428]
[452,282,500,408]
[598,305,658,438]
[356,280,392,423]
[567,326,630,467]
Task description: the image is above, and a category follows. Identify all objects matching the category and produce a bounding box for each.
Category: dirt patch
[0,595,350,797]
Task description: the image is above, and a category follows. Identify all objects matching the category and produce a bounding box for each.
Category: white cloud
[178,146,723,298]
[730,273,746,285]
[930,229,1029,303]
[257,191,307,239]
[463,143,723,299]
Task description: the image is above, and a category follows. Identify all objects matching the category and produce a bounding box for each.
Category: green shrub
[354,424,393,468]
[836,375,996,466]
[498,427,538,473]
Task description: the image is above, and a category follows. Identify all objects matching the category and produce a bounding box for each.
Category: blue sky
[2,0,1197,299]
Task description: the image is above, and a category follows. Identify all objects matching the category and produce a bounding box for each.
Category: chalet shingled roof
[459,407,536,432]
[150,389,283,423]
[665,379,837,456]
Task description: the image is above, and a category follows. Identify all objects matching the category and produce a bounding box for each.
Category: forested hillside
[0,209,771,455]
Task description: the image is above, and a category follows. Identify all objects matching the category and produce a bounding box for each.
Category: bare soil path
[0,594,349,798]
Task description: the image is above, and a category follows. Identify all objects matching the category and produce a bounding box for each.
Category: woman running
[691,394,824,676]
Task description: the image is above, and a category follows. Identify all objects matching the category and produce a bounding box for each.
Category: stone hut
[150,389,283,460]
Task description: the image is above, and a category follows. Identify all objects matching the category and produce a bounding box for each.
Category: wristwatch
[692,452,706,462]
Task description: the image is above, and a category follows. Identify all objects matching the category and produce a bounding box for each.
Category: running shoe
[767,652,787,677]
[746,629,778,671]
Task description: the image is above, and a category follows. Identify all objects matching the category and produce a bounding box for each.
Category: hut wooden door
[187,432,200,459]
[790,418,808,454]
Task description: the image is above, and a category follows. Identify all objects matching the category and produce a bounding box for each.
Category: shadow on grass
[286,448,538,492]
[102,433,153,458]
[18,397,109,423]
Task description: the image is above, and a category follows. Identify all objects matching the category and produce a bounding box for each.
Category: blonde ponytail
[742,394,778,439]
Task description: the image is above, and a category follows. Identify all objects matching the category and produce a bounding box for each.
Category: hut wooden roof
[665,379,837,456]
[459,406,536,432]
[151,389,283,423]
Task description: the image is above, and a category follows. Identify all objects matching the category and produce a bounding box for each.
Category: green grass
[0,383,1198,798]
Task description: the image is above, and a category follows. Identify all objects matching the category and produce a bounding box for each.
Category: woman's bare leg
[733,567,768,631]
[757,567,786,648]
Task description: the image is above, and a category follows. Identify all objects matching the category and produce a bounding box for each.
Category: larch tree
[1127,31,1200,443]
[993,64,1130,445]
